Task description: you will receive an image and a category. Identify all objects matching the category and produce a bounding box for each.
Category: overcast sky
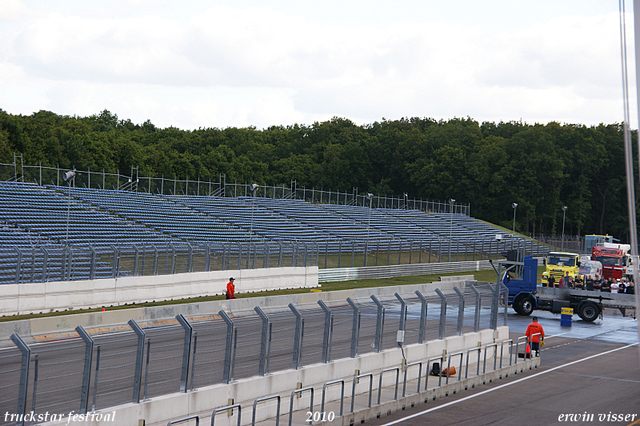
[0,0,636,130]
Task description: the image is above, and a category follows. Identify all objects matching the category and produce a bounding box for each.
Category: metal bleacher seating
[0,181,547,283]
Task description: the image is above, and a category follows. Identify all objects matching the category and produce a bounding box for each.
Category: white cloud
[0,1,634,129]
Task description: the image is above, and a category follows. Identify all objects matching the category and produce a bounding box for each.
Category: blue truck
[502,255,602,322]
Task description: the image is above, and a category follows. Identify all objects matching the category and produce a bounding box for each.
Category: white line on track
[377,342,639,426]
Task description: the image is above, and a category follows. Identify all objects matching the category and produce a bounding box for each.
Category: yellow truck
[541,251,580,286]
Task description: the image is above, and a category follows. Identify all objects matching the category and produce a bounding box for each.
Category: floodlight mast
[561,206,567,251]
[64,170,76,246]
[449,199,455,262]
[248,184,259,268]
[512,203,518,234]
[365,193,374,266]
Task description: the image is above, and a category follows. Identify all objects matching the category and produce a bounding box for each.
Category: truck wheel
[513,295,535,316]
[578,301,600,322]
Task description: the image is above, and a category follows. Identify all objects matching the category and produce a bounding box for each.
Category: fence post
[89,246,96,280]
[318,300,333,363]
[41,247,49,282]
[128,319,145,403]
[453,287,465,335]
[10,334,30,426]
[14,248,22,283]
[489,282,499,330]
[501,282,509,326]
[176,314,193,393]
[394,293,407,335]
[220,310,235,383]
[289,303,304,369]
[346,297,361,358]
[370,295,385,352]
[470,285,481,332]
[76,325,94,414]
[434,288,447,339]
[415,291,428,344]
[254,306,271,376]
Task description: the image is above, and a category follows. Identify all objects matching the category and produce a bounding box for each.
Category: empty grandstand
[0,180,549,283]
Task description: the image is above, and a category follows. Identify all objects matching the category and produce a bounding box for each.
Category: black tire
[578,301,600,322]
[513,294,535,316]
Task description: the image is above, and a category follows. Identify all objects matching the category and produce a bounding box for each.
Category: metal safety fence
[1,160,470,214]
[0,237,546,285]
[0,282,508,426]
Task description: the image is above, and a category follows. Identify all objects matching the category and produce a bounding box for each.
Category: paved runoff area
[364,308,640,426]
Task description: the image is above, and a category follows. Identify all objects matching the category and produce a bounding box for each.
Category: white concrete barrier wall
[42,326,509,426]
[0,266,318,317]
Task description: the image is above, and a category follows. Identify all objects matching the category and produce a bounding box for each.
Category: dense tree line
[0,108,636,241]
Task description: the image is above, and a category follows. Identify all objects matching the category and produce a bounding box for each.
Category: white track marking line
[377,342,639,426]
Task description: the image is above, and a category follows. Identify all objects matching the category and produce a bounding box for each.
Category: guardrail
[1,283,508,426]
[159,338,533,426]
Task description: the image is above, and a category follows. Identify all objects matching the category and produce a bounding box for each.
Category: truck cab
[541,251,580,286]
[502,255,539,315]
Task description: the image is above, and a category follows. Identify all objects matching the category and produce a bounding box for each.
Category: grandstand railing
[0,283,508,426]
[0,161,470,214]
[0,237,547,285]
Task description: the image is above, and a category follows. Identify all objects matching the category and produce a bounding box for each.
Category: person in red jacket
[525,316,545,357]
[226,277,236,299]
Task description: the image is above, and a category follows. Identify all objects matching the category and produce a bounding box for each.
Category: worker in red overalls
[226,277,236,299]
[525,316,545,357]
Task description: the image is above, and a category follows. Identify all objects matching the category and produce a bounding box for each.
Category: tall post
[370,295,385,352]
[254,306,271,376]
[289,303,304,369]
[220,310,235,383]
[453,287,465,335]
[128,319,146,403]
[176,314,193,393]
[10,334,30,426]
[318,300,333,363]
[561,206,568,251]
[76,326,94,414]
[346,298,361,358]
[434,288,447,339]
[415,290,428,344]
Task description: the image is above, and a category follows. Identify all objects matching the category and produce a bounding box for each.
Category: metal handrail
[289,387,314,426]
[321,379,345,417]
[529,332,542,358]
[483,343,498,373]
[252,395,281,426]
[377,367,400,404]
[402,361,423,397]
[465,347,481,379]
[211,404,241,426]
[515,336,528,364]
[443,351,464,385]
[351,373,374,413]
[500,339,513,368]
[424,356,444,390]
[168,415,199,426]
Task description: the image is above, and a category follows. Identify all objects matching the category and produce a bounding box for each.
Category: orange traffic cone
[525,343,531,358]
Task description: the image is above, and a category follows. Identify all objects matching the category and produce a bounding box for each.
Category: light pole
[63,170,76,245]
[561,206,568,251]
[449,198,455,262]
[365,193,374,266]
[248,183,259,268]
[404,193,409,210]
[512,203,518,234]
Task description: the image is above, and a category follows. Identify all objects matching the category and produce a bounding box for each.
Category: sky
[0,0,637,130]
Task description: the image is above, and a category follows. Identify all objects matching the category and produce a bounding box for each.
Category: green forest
[0,108,635,241]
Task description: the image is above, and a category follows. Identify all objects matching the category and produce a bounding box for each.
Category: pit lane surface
[365,309,640,426]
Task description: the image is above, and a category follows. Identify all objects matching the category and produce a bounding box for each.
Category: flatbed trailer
[503,256,637,322]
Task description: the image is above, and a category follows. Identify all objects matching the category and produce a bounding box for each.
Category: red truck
[591,246,625,280]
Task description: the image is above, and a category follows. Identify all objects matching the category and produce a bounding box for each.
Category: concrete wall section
[0,279,468,340]
[0,266,318,317]
[41,326,510,426]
